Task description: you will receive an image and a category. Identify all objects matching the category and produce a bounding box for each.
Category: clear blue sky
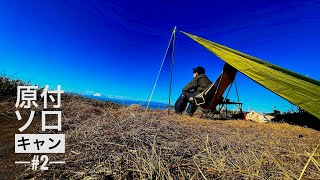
[1,0,319,113]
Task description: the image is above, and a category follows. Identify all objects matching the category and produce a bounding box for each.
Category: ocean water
[84,95,170,110]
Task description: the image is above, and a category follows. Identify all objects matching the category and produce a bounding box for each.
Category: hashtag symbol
[31,155,40,170]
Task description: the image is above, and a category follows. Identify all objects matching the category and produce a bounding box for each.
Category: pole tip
[173,26,177,32]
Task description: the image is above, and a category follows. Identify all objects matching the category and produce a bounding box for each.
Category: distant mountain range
[83,95,169,110]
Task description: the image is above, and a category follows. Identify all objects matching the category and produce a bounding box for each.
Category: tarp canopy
[181,31,320,119]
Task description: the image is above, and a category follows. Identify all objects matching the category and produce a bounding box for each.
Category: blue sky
[1,0,319,113]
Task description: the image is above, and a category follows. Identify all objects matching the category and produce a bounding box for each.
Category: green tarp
[182,31,320,119]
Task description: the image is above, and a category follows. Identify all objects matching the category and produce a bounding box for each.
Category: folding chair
[193,63,240,118]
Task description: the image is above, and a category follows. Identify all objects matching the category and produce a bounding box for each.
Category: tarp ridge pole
[168,26,177,114]
[145,26,176,112]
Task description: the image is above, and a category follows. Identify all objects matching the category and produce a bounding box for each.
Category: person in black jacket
[175,66,212,116]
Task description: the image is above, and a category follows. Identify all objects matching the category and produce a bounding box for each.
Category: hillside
[0,76,319,179]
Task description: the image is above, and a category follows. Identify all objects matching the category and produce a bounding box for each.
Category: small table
[217,100,243,119]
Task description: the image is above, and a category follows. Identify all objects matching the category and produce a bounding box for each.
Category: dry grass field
[1,76,319,179]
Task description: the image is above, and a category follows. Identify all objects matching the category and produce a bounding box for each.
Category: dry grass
[1,76,319,179]
[22,99,320,179]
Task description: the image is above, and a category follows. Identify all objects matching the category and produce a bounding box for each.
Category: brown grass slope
[1,76,319,179]
[24,103,320,179]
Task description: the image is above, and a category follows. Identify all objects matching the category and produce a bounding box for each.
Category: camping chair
[193,63,240,118]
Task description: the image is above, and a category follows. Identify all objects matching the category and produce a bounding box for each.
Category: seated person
[175,66,212,116]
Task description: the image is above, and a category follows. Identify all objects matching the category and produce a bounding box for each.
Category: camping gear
[146,27,320,120]
[246,111,275,123]
[194,63,237,110]
[181,31,320,119]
